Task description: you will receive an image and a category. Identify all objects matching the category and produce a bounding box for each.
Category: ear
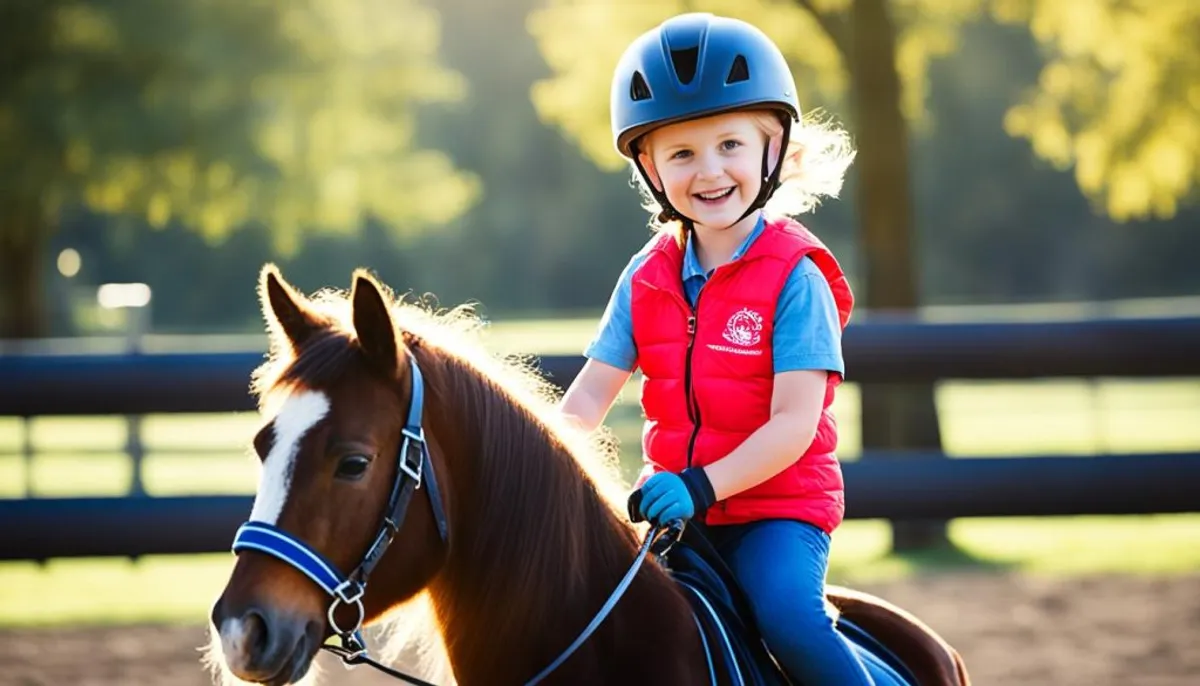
[259,263,323,351]
[766,131,786,176]
[637,151,663,192]
[350,269,400,378]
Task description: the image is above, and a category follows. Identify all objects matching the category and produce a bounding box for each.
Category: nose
[212,598,316,684]
[696,149,724,179]
[240,606,271,657]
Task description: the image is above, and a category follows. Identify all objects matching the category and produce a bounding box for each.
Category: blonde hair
[632,109,856,239]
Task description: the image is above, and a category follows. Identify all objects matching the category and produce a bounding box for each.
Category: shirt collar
[683,213,766,280]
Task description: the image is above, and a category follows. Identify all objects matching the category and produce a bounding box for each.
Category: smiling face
[639,110,773,233]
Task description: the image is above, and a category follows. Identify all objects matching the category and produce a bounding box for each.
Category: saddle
[660,522,919,686]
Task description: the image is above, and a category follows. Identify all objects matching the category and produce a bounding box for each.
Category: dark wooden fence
[2,316,1198,561]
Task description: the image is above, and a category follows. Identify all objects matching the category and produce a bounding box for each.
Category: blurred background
[1,0,1198,684]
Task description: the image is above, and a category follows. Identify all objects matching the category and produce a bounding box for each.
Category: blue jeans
[706,519,906,686]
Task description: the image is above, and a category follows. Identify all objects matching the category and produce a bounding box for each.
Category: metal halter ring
[328,580,366,642]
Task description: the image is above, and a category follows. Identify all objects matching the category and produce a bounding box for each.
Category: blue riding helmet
[610,13,800,159]
[610,13,801,225]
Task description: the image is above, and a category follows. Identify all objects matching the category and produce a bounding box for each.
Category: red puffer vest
[630,217,854,532]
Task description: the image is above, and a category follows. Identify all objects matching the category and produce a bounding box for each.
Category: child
[558,12,894,686]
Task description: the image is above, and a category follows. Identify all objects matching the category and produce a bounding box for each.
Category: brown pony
[208,265,970,686]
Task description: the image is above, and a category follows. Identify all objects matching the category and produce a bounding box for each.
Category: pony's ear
[260,264,323,351]
[350,269,400,378]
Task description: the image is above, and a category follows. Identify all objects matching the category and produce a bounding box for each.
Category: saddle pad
[665,525,917,686]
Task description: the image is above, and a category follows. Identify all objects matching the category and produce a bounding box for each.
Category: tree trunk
[0,210,48,339]
[848,0,949,551]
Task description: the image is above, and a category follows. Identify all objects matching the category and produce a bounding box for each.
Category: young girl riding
[559,12,893,686]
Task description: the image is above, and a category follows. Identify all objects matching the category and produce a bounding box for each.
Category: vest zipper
[684,292,704,468]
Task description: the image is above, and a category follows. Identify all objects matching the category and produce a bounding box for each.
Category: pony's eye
[335,454,372,480]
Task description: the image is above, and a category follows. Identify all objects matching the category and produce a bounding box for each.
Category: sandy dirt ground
[2,571,1197,685]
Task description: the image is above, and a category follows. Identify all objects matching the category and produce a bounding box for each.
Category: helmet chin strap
[631,118,793,236]
[631,148,695,230]
[736,118,792,226]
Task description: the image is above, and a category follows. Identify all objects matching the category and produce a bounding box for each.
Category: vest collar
[682,214,767,280]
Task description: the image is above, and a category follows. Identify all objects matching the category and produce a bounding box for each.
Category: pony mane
[252,285,626,498]
[248,282,639,683]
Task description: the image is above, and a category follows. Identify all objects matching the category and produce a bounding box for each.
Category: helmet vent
[726,55,750,84]
[670,46,699,85]
[630,71,653,101]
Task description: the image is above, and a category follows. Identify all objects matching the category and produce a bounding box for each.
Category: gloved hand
[634,468,717,527]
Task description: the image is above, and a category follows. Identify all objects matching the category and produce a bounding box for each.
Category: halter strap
[232,521,348,598]
[231,354,448,680]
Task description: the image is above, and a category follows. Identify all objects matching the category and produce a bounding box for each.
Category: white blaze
[249,390,330,524]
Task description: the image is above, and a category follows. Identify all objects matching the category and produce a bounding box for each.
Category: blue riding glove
[635,468,717,527]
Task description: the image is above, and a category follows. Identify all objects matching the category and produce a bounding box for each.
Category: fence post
[98,282,153,497]
[126,415,146,497]
[21,416,35,497]
[860,381,951,551]
[125,302,149,497]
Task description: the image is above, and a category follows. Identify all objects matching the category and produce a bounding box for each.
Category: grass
[1,317,1199,626]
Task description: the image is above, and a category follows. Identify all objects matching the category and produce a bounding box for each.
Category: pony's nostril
[243,607,271,655]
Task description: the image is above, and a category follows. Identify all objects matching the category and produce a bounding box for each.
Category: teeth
[697,187,733,200]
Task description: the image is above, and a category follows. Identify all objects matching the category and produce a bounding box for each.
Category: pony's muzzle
[212,598,322,685]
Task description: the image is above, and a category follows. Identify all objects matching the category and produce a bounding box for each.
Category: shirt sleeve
[773,256,846,375]
[583,253,648,373]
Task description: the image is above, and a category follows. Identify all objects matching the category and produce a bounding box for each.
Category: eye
[670,149,691,160]
[335,454,372,481]
[720,139,742,151]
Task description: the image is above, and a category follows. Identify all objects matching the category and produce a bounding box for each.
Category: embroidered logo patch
[721,308,763,347]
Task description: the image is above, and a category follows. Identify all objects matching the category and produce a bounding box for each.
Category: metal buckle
[400,428,424,486]
[334,578,365,604]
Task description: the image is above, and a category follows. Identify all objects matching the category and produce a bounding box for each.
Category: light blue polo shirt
[585,216,845,375]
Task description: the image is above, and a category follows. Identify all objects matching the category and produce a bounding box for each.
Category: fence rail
[2,315,1198,561]
[2,452,1197,561]
[4,317,1200,416]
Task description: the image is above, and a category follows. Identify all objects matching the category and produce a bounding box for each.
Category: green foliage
[995,0,1200,220]
[527,0,1199,221]
[0,0,478,250]
[527,0,981,168]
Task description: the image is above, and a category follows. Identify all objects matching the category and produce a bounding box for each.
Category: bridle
[232,353,449,683]
[230,354,680,685]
